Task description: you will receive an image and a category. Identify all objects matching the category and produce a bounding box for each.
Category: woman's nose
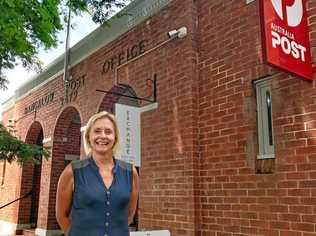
[100,131,107,137]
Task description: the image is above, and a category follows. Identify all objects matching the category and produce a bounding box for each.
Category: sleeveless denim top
[68,157,133,236]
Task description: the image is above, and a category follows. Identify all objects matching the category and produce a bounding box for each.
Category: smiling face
[88,117,116,155]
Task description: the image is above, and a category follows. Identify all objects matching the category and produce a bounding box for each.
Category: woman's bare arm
[56,164,74,234]
[128,166,139,225]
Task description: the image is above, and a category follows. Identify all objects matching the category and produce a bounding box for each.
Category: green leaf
[0,123,50,164]
[0,0,130,89]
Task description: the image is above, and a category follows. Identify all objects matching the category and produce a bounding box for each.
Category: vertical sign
[260,0,313,80]
[115,104,141,167]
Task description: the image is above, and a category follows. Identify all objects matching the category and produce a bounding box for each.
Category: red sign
[260,0,313,80]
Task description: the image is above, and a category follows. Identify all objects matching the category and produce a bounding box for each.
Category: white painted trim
[257,154,275,160]
[0,220,34,235]
[15,71,64,103]
[35,228,63,236]
[0,220,17,235]
[256,79,275,159]
[16,224,32,230]
[139,102,158,113]
[80,126,86,132]
[31,229,171,236]
[131,230,170,236]
[253,76,272,85]
[42,137,52,144]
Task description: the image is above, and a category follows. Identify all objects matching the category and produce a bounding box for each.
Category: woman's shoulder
[115,158,133,171]
[71,157,91,170]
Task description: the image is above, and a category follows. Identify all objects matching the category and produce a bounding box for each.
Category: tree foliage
[0,123,49,164]
[68,0,127,24]
[0,0,129,90]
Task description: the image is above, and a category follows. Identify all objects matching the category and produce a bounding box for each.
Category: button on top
[106,191,110,195]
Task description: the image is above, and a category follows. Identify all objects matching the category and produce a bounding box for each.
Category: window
[255,78,275,159]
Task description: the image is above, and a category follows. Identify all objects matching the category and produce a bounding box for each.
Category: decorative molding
[35,228,63,236]
[139,102,159,113]
[0,220,26,235]
[16,223,31,230]
[42,137,52,144]
[131,230,170,236]
[0,220,170,236]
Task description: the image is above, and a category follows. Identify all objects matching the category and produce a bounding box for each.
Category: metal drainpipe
[63,8,71,82]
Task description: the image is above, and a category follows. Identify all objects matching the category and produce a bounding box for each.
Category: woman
[56,111,139,236]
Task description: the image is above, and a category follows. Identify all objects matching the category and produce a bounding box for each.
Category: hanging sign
[115,103,141,167]
[260,0,313,80]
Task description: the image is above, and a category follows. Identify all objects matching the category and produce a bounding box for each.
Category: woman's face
[89,117,116,155]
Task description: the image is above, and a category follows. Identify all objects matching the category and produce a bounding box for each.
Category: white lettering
[271,23,294,40]
[271,31,280,48]
[281,36,291,54]
[297,44,306,62]
[290,41,300,59]
[271,31,306,62]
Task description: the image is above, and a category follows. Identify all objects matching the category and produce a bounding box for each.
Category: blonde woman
[56,111,139,236]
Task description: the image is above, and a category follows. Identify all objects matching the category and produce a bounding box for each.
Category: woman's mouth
[96,141,110,146]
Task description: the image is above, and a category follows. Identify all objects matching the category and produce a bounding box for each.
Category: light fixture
[167,26,188,39]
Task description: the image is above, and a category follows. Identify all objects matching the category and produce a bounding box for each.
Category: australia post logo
[261,0,313,80]
[271,0,303,27]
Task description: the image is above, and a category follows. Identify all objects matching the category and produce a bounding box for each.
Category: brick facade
[1,0,316,235]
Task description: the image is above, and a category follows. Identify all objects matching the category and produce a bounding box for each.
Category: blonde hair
[83,111,120,156]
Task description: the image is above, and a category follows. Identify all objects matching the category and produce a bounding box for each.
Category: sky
[0,12,99,117]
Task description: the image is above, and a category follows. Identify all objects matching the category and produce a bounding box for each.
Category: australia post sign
[260,0,313,80]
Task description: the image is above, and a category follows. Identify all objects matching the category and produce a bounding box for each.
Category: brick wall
[0,108,22,225]
[18,122,43,227]
[44,106,82,229]
[197,0,316,235]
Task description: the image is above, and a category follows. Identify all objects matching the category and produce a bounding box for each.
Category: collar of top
[89,156,118,174]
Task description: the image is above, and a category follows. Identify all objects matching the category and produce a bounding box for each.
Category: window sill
[257,154,275,160]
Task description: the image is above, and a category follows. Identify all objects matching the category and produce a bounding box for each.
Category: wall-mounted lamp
[115,26,188,84]
[7,119,16,128]
[167,26,188,39]
[7,119,17,136]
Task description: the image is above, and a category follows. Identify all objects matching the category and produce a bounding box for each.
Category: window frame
[255,78,275,160]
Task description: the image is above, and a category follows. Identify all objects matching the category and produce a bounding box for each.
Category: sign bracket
[96,74,157,104]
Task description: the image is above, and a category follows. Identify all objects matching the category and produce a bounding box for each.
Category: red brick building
[1,0,316,235]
